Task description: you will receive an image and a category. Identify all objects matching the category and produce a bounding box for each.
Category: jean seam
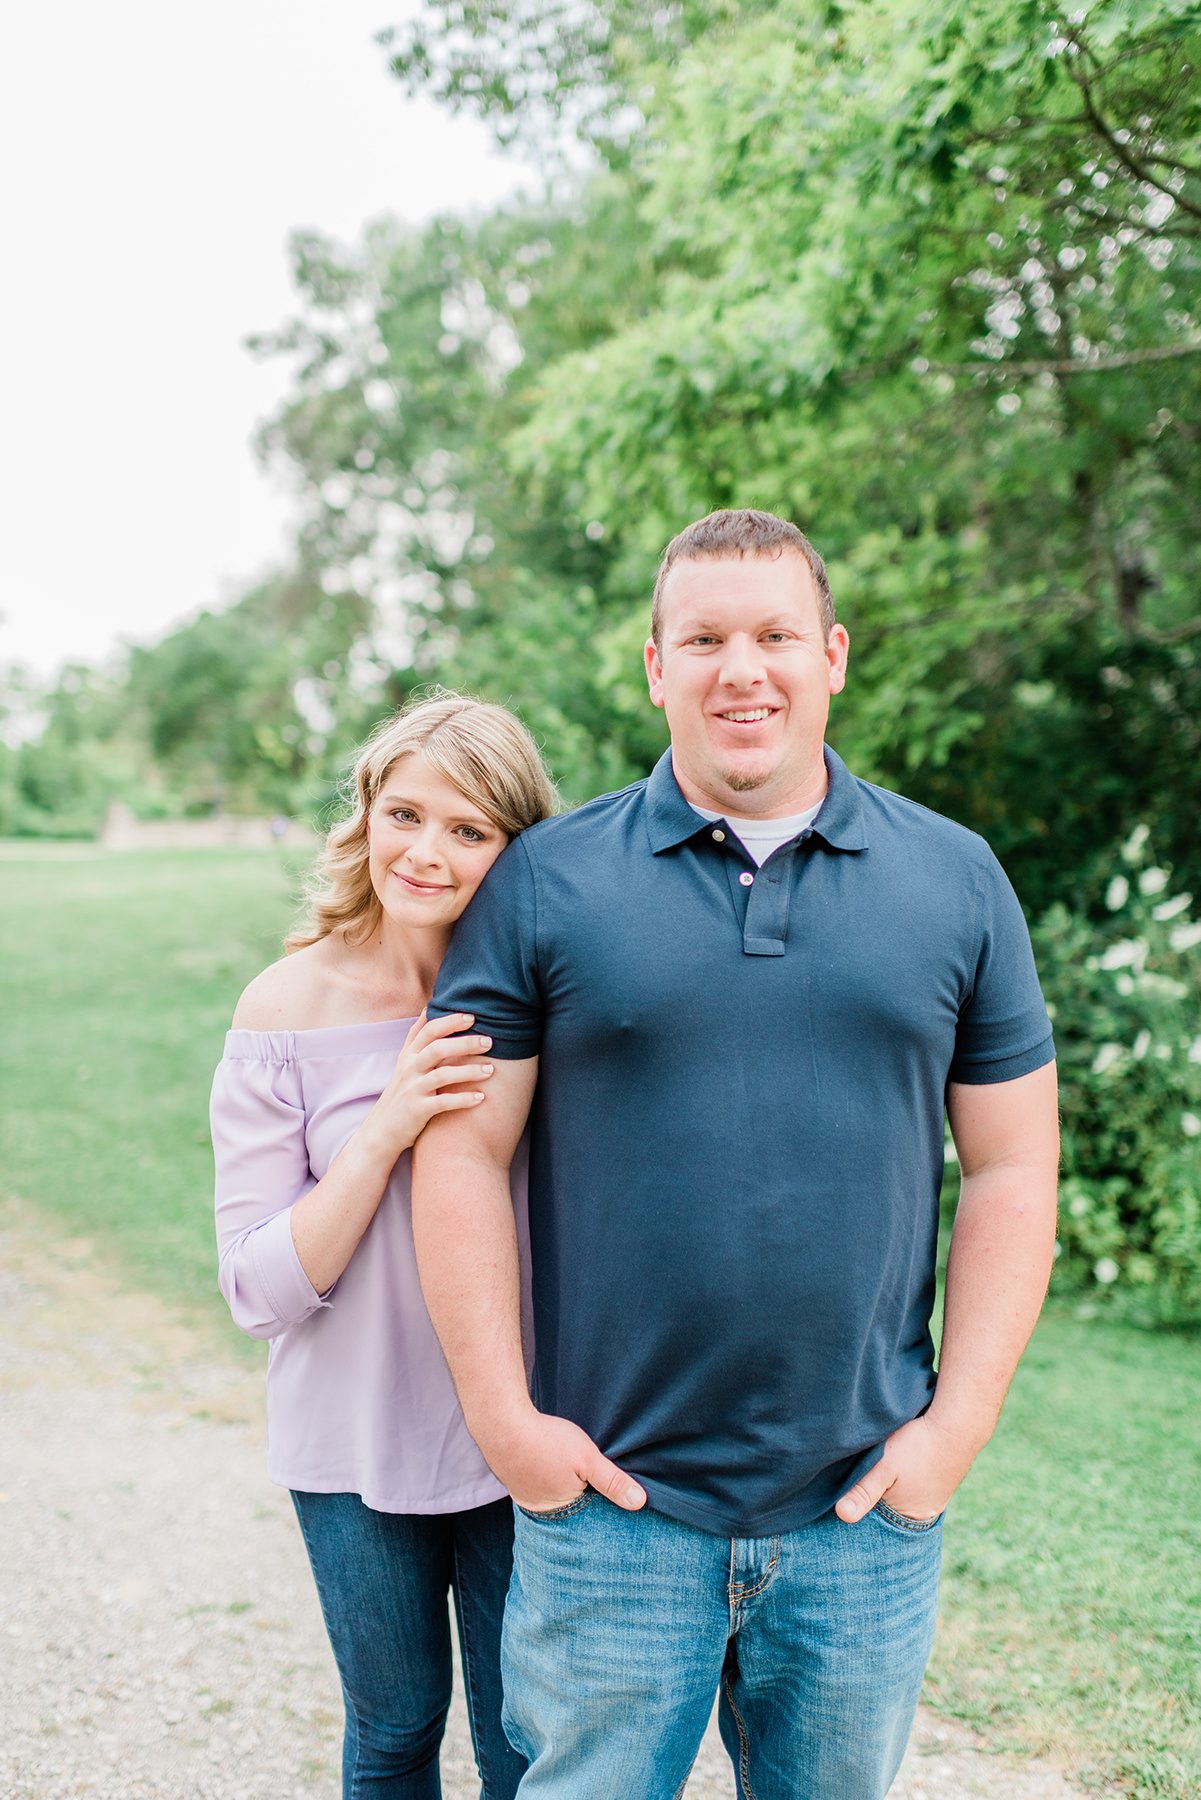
[515,1489,594,1522]
[724,1669,758,1800]
[728,1536,781,1603]
[450,1533,489,1800]
[875,1499,943,1533]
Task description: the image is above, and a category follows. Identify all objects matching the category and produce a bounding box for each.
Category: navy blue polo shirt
[429,747,1054,1537]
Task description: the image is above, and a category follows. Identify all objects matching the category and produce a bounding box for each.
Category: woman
[211,693,555,1799]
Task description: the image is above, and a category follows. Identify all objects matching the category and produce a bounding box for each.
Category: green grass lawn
[0,842,308,1344]
[929,1312,1201,1796]
[1,844,1198,1794]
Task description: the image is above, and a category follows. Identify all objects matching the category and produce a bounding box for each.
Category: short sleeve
[949,852,1055,1084]
[211,1040,328,1338]
[428,836,544,1059]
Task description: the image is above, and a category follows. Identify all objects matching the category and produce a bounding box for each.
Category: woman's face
[366,753,508,933]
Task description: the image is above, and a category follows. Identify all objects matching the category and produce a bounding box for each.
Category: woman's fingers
[402,1009,430,1047]
[430,1087,489,1111]
[426,1061,494,1088]
[411,1011,475,1050]
[416,1033,492,1072]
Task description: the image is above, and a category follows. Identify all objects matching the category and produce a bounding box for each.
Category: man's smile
[716,706,778,724]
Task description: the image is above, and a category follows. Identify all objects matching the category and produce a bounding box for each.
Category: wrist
[349,1110,409,1171]
[461,1390,540,1461]
[923,1394,996,1461]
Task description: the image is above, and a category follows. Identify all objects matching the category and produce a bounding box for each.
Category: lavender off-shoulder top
[211,1018,529,1514]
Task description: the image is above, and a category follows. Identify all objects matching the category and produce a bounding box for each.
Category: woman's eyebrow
[378,791,495,827]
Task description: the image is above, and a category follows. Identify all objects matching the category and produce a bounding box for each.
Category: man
[412,510,1059,1799]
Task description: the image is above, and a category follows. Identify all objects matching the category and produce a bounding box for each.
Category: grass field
[0,843,307,1348]
[1,844,1198,1795]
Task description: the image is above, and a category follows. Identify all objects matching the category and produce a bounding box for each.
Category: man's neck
[669,749,829,820]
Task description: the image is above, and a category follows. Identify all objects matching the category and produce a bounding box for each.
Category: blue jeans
[502,1491,942,1800]
[292,1490,527,1800]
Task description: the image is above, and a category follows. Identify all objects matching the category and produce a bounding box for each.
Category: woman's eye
[392,809,419,824]
[459,827,485,842]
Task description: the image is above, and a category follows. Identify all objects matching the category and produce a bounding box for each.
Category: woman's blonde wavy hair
[286,692,556,952]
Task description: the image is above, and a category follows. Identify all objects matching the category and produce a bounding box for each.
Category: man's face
[644,551,849,815]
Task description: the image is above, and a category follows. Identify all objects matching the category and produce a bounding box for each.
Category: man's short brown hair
[650,509,834,649]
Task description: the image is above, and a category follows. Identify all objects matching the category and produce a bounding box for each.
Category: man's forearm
[836,1060,1059,1523]
[931,1159,1058,1451]
[410,1139,534,1450]
[411,1068,647,1514]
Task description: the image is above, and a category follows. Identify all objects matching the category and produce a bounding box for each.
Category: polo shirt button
[739,871,754,886]
[712,829,725,842]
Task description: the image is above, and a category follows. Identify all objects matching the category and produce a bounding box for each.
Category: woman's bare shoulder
[232,940,341,1031]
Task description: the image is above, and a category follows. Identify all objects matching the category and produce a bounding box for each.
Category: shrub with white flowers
[1031,824,1201,1324]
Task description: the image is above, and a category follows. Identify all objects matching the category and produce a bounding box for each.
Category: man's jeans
[502,1490,942,1800]
[292,1490,527,1800]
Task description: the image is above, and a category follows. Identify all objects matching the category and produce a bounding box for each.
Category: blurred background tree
[4,0,1199,1306]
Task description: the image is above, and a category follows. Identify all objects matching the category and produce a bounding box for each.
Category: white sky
[0,1,537,680]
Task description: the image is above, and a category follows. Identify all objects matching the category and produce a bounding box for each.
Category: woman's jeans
[502,1490,943,1800]
[292,1490,527,1800]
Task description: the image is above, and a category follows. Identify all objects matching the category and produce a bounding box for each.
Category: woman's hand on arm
[290,1012,496,1295]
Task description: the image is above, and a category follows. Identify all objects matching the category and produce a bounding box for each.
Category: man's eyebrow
[674,613,800,635]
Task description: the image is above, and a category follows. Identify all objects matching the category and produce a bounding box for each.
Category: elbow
[217,1264,292,1341]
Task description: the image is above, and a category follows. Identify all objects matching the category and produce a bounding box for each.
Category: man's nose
[719,632,765,689]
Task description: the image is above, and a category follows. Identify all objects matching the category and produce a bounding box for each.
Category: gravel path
[0,1203,1089,1800]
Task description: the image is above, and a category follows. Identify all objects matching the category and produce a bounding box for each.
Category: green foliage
[502,0,1201,905]
[246,194,673,801]
[1034,826,1201,1322]
[11,0,1201,883]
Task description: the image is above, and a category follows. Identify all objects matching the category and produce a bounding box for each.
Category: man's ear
[644,637,665,709]
[826,624,850,697]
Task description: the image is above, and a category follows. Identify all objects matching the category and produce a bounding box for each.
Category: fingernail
[482,1064,494,1074]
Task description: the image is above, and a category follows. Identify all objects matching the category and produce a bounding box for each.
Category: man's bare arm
[836,1059,1059,1523]
[411,1056,646,1512]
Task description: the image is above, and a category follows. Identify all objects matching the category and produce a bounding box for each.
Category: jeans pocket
[514,1488,595,1523]
[873,1498,944,1533]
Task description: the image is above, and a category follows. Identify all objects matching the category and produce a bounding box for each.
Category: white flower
[1094,1257,1120,1284]
[1132,1030,1151,1061]
[1136,973,1188,1001]
[1183,1113,1201,1138]
[1069,1193,1090,1217]
[1190,1037,1201,1065]
[1099,938,1147,971]
[1170,922,1201,953]
[1105,876,1129,911]
[1092,1043,1124,1075]
[1122,824,1150,864]
[1139,867,1169,896]
[1152,893,1192,922]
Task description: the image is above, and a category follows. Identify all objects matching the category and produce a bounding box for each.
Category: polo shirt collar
[645,745,867,854]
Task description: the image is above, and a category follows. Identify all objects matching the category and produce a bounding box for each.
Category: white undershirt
[690,801,823,866]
